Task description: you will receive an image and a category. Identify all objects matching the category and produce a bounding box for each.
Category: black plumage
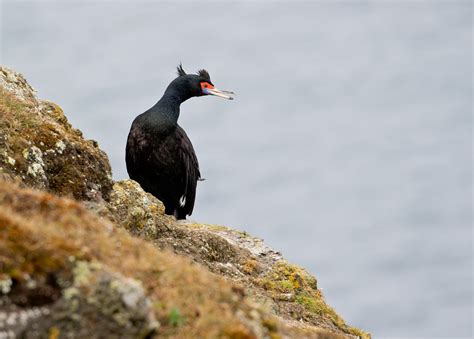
[126,65,233,219]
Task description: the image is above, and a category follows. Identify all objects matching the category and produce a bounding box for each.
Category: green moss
[277,280,294,293]
[259,261,316,294]
[168,308,184,327]
[257,260,370,338]
[296,294,339,320]
[295,294,369,338]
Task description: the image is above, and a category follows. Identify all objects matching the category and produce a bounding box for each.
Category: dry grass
[0,181,273,338]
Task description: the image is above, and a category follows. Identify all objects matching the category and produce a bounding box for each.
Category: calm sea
[2,1,472,337]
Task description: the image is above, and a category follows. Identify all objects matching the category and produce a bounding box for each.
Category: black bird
[126,64,234,219]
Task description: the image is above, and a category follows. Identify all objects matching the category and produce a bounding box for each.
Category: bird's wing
[126,120,175,195]
[175,125,201,216]
[126,122,151,180]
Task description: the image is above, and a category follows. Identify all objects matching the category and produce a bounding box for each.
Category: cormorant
[126,64,234,219]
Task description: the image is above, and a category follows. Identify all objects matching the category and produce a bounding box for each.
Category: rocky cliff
[0,65,370,339]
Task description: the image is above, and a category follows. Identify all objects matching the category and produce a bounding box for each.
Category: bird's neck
[152,87,191,124]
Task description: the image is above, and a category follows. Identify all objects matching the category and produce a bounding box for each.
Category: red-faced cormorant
[126,64,234,219]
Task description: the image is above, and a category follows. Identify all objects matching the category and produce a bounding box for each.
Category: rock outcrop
[0,67,112,200]
[0,65,370,338]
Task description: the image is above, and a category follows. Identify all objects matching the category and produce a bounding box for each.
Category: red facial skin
[200,82,214,91]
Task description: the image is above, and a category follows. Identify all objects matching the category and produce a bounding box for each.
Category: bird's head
[170,64,235,100]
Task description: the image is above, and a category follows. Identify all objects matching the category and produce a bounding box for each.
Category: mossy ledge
[0,65,370,338]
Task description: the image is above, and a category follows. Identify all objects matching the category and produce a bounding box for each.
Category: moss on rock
[106,180,369,338]
[0,181,276,338]
[0,66,113,201]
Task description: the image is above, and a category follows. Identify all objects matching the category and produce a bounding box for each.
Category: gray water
[1,1,472,337]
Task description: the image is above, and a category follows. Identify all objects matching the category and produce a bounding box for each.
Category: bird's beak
[203,88,235,100]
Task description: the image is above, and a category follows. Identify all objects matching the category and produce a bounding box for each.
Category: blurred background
[1,1,472,337]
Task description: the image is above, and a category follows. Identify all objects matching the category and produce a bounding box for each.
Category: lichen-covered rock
[107,180,368,338]
[0,67,37,104]
[109,181,259,273]
[21,261,158,339]
[108,180,167,239]
[0,66,113,201]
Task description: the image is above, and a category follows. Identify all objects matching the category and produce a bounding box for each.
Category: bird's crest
[177,63,187,77]
[197,69,211,82]
[176,64,211,82]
